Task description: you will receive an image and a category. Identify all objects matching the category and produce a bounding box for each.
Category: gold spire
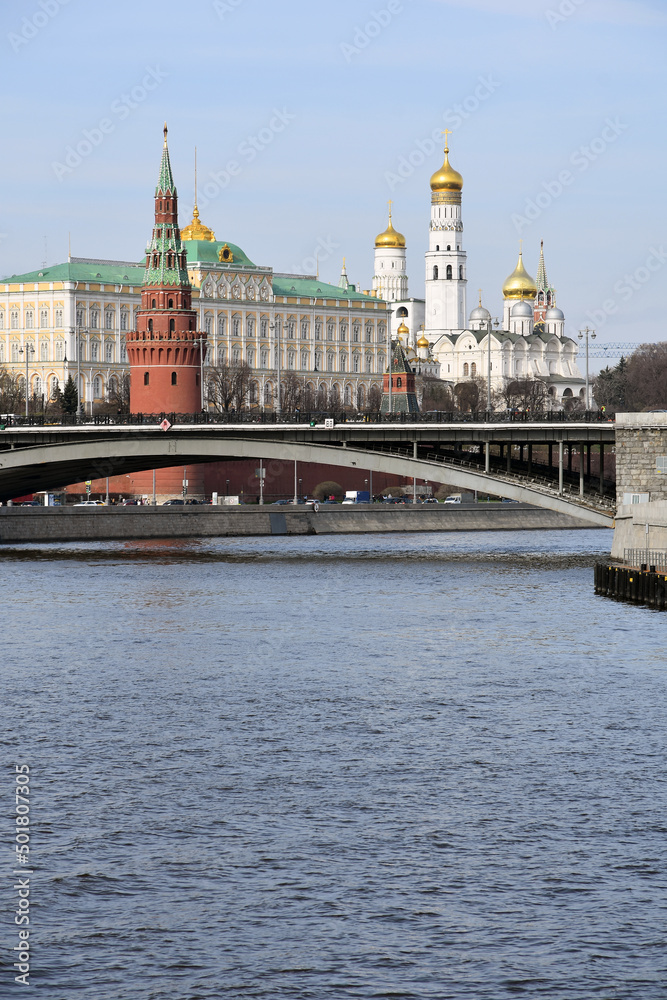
[181,146,216,242]
[375,201,406,248]
[502,249,537,300]
[163,122,168,147]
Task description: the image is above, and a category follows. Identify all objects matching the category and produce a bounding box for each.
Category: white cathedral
[369,139,586,405]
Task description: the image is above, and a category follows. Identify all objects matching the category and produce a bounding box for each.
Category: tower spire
[156,122,176,196]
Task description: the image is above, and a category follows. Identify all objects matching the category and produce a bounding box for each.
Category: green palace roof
[1,258,145,286]
[184,239,257,270]
[272,275,374,301]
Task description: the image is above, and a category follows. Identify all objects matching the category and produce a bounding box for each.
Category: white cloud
[429,0,667,27]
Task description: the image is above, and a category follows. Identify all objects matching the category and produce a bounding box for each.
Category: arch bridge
[0,420,616,526]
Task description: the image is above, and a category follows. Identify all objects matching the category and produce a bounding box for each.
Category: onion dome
[545,306,564,321]
[470,304,491,323]
[375,207,406,248]
[511,300,533,318]
[417,332,430,349]
[396,321,409,340]
[503,252,537,300]
[181,205,216,242]
[430,144,463,193]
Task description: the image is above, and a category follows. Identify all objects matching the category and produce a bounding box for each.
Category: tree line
[592,343,667,413]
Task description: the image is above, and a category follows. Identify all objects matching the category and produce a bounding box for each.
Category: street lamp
[198,334,206,412]
[577,326,596,410]
[18,343,34,418]
[270,320,281,415]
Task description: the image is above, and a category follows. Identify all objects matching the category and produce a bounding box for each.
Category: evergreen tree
[62,375,78,414]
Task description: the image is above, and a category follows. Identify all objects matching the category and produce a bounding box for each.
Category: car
[19,500,42,507]
[422,497,439,504]
[501,498,519,503]
[444,495,462,505]
[73,500,106,506]
[381,497,406,504]
[121,499,141,505]
[162,498,185,505]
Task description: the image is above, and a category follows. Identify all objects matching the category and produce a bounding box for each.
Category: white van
[444,494,462,504]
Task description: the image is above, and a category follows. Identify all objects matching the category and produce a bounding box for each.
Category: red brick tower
[125,125,207,500]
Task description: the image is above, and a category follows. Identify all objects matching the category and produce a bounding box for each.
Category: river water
[2,528,666,999]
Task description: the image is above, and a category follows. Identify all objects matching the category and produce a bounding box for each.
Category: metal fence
[624,549,667,569]
[1,408,615,428]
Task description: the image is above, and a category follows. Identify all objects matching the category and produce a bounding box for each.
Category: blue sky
[2,0,666,364]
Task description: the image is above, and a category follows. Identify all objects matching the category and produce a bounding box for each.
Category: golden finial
[388,198,393,221]
[194,146,198,208]
[441,128,452,151]
[479,289,482,307]
[163,122,168,147]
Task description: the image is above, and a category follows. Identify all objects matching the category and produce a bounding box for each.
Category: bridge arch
[0,431,612,525]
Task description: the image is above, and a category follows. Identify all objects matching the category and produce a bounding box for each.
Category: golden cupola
[417,332,430,350]
[375,206,406,249]
[396,320,409,340]
[180,147,216,242]
[430,143,464,195]
[181,204,216,242]
[502,251,537,300]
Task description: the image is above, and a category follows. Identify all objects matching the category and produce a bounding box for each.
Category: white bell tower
[425,133,467,336]
[372,202,408,302]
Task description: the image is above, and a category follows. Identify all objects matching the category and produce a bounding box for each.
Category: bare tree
[0,366,24,413]
[107,372,131,413]
[494,377,549,413]
[625,342,667,410]
[420,376,455,411]
[281,372,302,412]
[207,361,252,412]
[366,384,382,412]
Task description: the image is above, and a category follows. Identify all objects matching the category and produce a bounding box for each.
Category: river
[2,528,666,999]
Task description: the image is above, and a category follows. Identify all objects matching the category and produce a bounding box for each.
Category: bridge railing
[2,408,614,428]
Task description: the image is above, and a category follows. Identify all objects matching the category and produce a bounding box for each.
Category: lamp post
[199,334,206,412]
[76,328,84,418]
[18,343,34,418]
[577,326,596,410]
[271,320,281,415]
[387,308,393,415]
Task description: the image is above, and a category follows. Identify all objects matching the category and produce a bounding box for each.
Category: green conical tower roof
[156,122,176,196]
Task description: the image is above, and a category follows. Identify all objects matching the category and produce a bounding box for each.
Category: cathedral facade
[371,141,586,405]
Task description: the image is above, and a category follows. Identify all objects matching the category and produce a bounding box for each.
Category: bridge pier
[558,440,564,494]
[485,441,490,474]
[600,444,605,493]
[580,442,585,496]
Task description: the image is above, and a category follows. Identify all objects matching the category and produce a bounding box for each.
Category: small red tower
[125,125,207,500]
[127,124,205,414]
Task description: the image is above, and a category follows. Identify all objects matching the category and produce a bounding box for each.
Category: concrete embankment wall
[0,504,597,543]
[611,501,667,560]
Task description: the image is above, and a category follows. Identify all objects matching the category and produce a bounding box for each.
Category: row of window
[216,345,384,374]
[202,314,385,343]
[432,265,464,280]
[0,341,127,364]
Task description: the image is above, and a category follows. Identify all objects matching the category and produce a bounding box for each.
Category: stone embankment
[0,503,595,543]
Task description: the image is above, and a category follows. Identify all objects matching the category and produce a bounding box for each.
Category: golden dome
[397,321,409,339]
[502,251,537,300]
[417,333,430,349]
[430,145,463,193]
[375,207,405,248]
[181,205,216,242]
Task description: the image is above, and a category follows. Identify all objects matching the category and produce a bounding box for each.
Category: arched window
[396,377,402,387]
[433,265,439,280]
[93,377,102,399]
[171,372,177,385]
[459,265,463,279]
[471,362,476,376]
[463,363,469,376]
[446,265,453,280]
[144,372,150,385]
[168,298,174,308]
[447,245,451,251]
[169,319,175,334]
[148,319,153,333]
[152,298,156,309]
